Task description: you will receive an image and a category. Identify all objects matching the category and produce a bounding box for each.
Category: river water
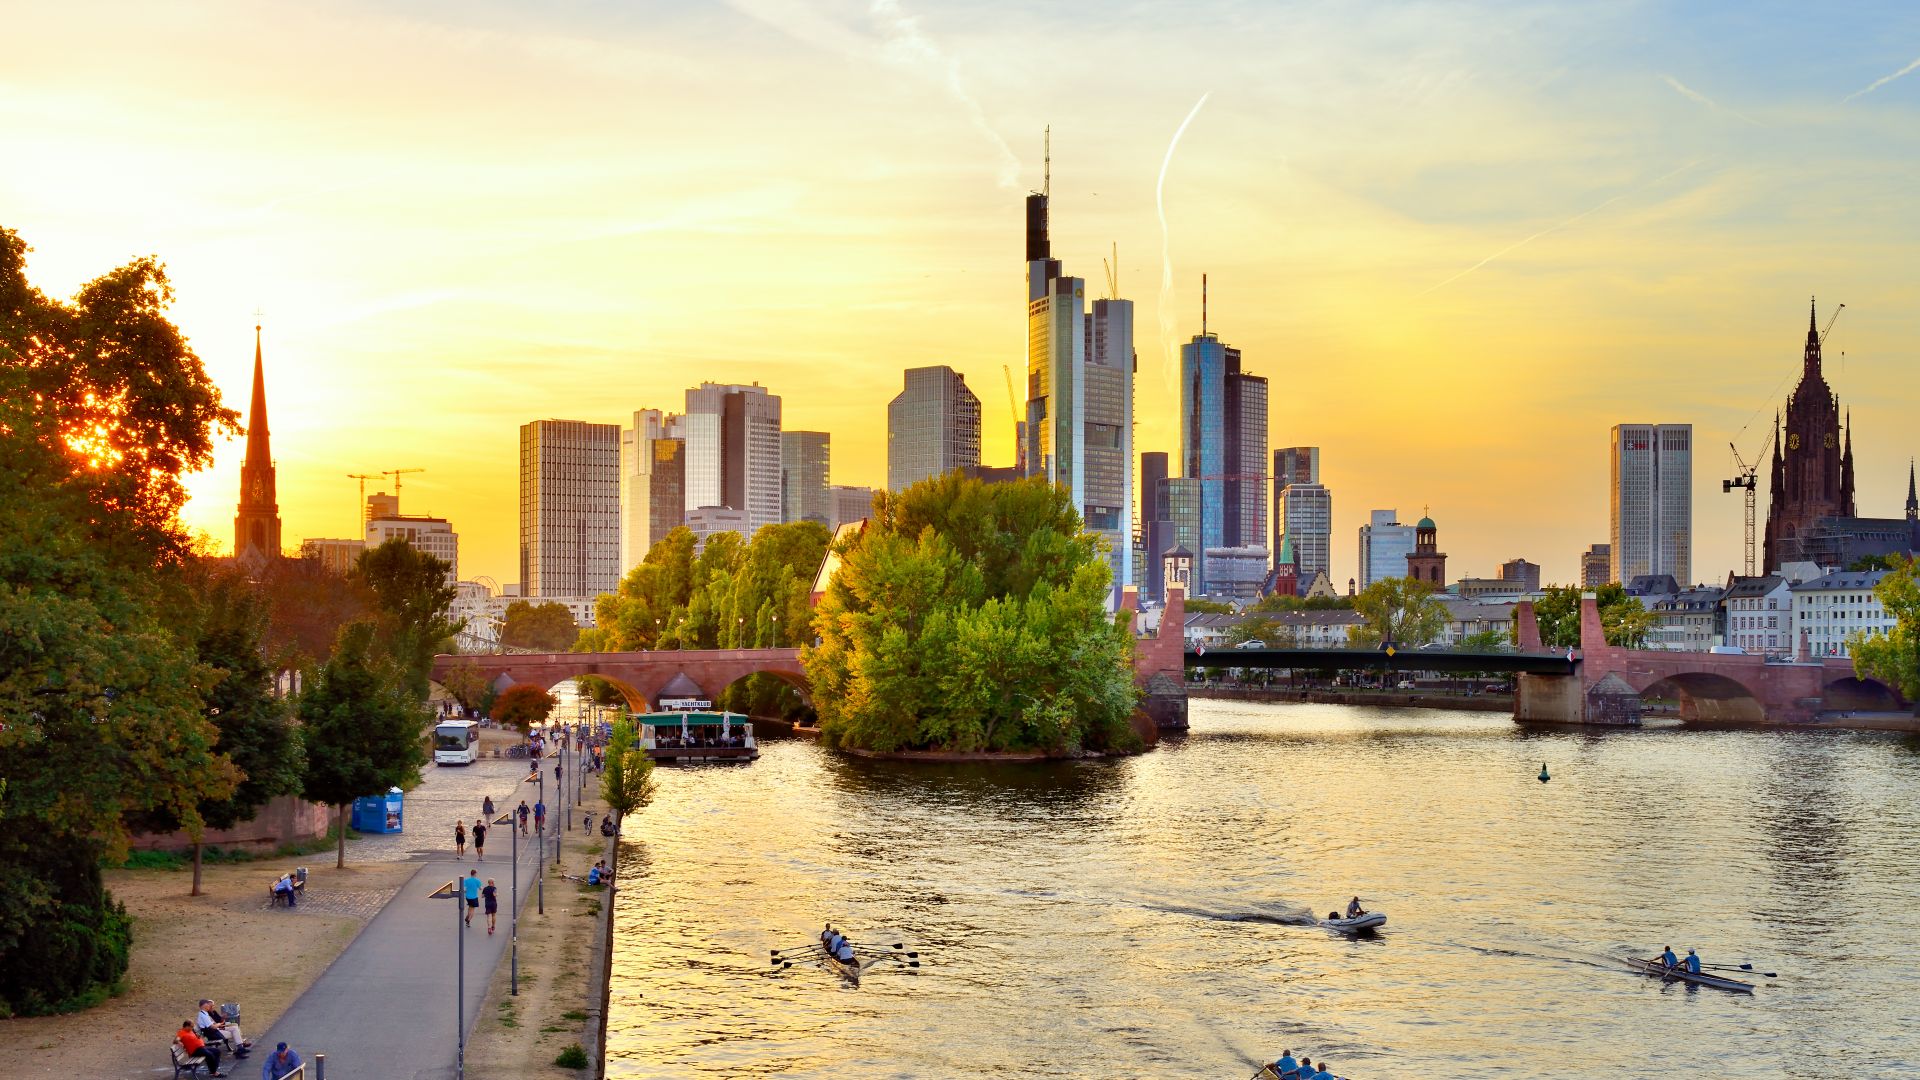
[604,701,1920,1078]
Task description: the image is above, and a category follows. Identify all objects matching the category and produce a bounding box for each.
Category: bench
[170,1041,210,1077]
[268,866,309,907]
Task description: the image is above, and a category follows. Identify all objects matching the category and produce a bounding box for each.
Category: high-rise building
[1406,513,1448,587]
[781,431,832,527]
[365,491,399,523]
[1358,509,1416,588]
[234,324,282,565]
[1765,301,1857,571]
[888,366,980,491]
[1500,557,1542,593]
[620,409,683,575]
[366,514,459,582]
[1179,316,1268,592]
[300,537,365,576]
[1610,423,1692,583]
[1271,446,1321,555]
[1278,482,1332,581]
[1140,451,1171,602]
[649,438,685,546]
[1021,161,1134,601]
[519,419,621,598]
[831,485,874,530]
[686,505,749,550]
[684,382,782,534]
[1581,543,1612,587]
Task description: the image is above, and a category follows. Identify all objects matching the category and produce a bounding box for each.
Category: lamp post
[504,811,518,995]
[455,867,465,1080]
[535,768,544,916]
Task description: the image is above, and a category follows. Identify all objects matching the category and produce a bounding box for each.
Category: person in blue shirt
[1271,1050,1298,1076]
[1312,1064,1336,1080]
[1684,949,1701,974]
[1295,1056,1312,1077]
[261,1042,301,1080]
[834,939,856,964]
[1659,945,1678,970]
[462,870,481,927]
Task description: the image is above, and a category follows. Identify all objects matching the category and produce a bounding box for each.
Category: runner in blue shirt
[462,870,481,927]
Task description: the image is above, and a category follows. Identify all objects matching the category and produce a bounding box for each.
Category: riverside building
[620,408,684,575]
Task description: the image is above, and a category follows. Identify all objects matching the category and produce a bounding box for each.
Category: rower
[1659,945,1678,970]
[1271,1050,1298,1077]
[1346,896,1365,918]
[1684,949,1701,974]
[834,939,856,964]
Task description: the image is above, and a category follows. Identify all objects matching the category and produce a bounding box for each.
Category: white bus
[433,720,480,765]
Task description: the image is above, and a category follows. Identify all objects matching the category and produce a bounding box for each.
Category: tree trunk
[337,803,348,869]
[191,841,204,897]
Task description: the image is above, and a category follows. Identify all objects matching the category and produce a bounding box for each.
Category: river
[604,701,1920,1078]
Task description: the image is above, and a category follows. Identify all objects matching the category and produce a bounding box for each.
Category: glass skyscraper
[1180,327,1267,594]
[1610,423,1691,583]
[781,430,832,527]
[887,366,980,491]
[519,419,621,598]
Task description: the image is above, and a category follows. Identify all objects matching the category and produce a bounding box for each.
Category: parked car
[1709,645,1748,655]
[1395,680,1417,689]
[1235,639,1266,649]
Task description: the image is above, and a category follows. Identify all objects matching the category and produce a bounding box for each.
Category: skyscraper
[1178,290,1267,595]
[1358,509,1416,588]
[830,485,874,530]
[1021,150,1134,600]
[234,324,282,565]
[888,366,981,491]
[1278,482,1332,582]
[1271,446,1321,555]
[520,419,621,598]
[684,382,783,534]
[781,431,832,527]
[1610,423,1692,583]
[620,408,682,575]
[1580,542,1612,587]
[649,438,684,547]
[1764,301,1856,571]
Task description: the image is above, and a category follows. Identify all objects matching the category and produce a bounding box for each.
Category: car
[1235,639,1266,649]
[1395,680,1416,689]
[1709,645,1748,655]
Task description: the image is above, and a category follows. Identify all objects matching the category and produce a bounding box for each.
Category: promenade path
[253,752,583,1080]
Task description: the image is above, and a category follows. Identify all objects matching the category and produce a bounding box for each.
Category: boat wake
[1145,902,1320,927]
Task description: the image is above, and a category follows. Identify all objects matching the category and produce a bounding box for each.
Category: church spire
[1840,409,1855,514]
[1907,458,1917,522]
[1804,296,1822,377]
[234,322,282,565]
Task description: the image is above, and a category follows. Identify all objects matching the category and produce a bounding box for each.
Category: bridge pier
[1513,671,1584,724]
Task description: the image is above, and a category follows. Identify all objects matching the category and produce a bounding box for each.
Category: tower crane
[347,473,380,532]
[1722,429,1774,578]
[1821,302,1844,345]
[1003,364,1025,473]
[382,468,425,499]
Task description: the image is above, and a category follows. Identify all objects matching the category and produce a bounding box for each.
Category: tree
[501,600,580,652]
[599,716,656,825]
[491,684,558,739]
[298,622,430,868]
[1184,597,1236,614]
[256,553,374,669]
[1226,616,1296,647]
[804,473,1140,754]
[1530,584,1654,648]
[1347,577,1448,648]
[1250,592,1351,612]
[575,675,628,708]
[1850,555,1920,701]
[438,657,491,714]
[355,539,460,699]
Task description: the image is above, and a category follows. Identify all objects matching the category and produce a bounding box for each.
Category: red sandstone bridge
[431,590,1900,727]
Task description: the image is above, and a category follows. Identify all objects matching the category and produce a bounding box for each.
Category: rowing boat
[1320,911,1386,934]
[821,941,864,984]
[1625,957,1754,993]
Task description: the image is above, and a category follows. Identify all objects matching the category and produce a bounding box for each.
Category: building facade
[686,505,750,550]
[299,538,364,576]
[620,409,682,575]
[1647,585,1723,652]
[519,419,621,599]
[1179,325,1268,595]
[1358,509,1415,588]
[1721,574,1792,655]
[366,514,459,582]
[1766,302,1855,571]
[888,366,980,491]
[1791,568,1892,658]
[649,437,685,549]
[1500,558,1542,593]
[830,485,874,530]
[1580,543,1612,588]
[781,430,832,527]
[1610,423,1692,583]
[1405,514,1447,587]
[1278,482,1332,582]
[684,382,782,534]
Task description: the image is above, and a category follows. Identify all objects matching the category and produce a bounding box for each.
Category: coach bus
[433,719,481,765]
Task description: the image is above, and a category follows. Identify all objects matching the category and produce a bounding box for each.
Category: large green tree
[1346,577,1448,648]
[298,622,430,869]
[804,473,1140,754]
[1850,555,1920,701]
[355,538,460,699]
[501,600,580,652]
[599,716,657,826]
[1530,584,1654,649]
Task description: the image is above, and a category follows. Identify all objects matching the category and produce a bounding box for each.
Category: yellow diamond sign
[1385,645,1397,658]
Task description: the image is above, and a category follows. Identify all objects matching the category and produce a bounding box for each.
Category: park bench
[169,1040,210,1077]
[268,866,309,907]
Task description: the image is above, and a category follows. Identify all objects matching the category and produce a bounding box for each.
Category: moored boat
[1625,957,1754,993]
[637,710,759,764]
[1319,911,1386,934]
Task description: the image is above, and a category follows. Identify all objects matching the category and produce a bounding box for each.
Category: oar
[848,942,919,957]
[1703,963,1776,977]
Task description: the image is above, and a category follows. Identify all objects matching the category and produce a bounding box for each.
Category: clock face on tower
[1825,432,1837,449]
[1787,433,1801,451]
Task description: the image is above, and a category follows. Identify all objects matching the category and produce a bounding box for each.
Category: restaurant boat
[636,710,759,764]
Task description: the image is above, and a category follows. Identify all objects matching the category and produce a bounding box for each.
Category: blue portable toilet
[350,787,405,834]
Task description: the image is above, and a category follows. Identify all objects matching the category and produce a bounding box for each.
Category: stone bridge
[1512,594,1901,723]
[431,647,809,712]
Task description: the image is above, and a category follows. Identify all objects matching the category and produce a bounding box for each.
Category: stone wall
[129,794,332,853]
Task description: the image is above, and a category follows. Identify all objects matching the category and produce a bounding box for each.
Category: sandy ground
[0,858,416,1079]
[464,786,615,1078]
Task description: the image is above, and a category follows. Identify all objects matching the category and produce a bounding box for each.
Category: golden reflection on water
[605,703,1920,1078]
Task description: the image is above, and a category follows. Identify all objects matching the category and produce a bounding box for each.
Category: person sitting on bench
[176,1019,222,1076]
[197,999,250,1058]
[271,873,297,907]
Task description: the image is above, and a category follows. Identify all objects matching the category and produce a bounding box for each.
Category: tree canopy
[1346,577,1448,647]
[491,684,558,735]
[803,472,1140,755]
[501,600,580,652]
[298,622,430,868]
[1530,584,1653,648]
[600,716,656,823]
[1850,555,1920,701]
[355,538,460,699]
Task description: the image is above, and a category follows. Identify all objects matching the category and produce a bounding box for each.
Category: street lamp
[455,864,465,1080]
[501,811,518,995]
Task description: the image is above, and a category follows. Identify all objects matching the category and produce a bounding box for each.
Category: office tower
[1021,156,1134,599]
[1179,295,1267,595]
[1764,301,1856,571]
[1278,482,1332,581]
[366,513,459,582]
[684,382,783,534]
[233,324,281,564]
[1610,423,1692,583]
[1358,509,1416,588]
[831,485,875,530]
[1271,446,1321,553]
[782,431,832,526]
[1580,543,1612,587]
[1140,452,1170,602]
[888,366,981,491]
[1406,513,1447,586]
[620,409,683,574]
[519,419,621,598]
[686,505,749,550]
[649,438,684,547]
[1500,558,1542,592]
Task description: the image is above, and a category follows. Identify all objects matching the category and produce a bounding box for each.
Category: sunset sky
[7,1,1919,588]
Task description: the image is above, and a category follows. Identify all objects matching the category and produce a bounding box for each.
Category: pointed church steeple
[1907,459,1918,522]
[234,323,282,564]
[1804,296,1822,377]
[1840,409,1855,514]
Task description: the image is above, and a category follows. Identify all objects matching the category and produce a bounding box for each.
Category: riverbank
[1188,684,1515,712]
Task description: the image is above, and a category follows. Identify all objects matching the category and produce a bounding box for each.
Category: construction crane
[1002,364,1025,473]
[382,468,425,499]
[1102,241,1118,300]
[1821,302,1845,345]
[347,473,380,532]
[1723,429,1774,578]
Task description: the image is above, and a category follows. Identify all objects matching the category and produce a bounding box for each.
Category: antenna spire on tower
[1201,273,1208,337]
[1043,125,1050,198]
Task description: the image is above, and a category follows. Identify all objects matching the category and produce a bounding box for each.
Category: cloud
[1661,74,1759,125]
[1843,55,1920,102]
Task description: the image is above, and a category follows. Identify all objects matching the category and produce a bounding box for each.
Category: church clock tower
[233,324,282,565]
[1763,300,1854,571]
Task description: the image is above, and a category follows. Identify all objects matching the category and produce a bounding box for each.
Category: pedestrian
[534,798,546,833]
[483,878,499,935]
[462,869,481,927]
[482,795,495,818]
[555,760,563,788]
[261,1042,302,1080]
[454,820,466,857]
[517,800,530,836]
[472,819,487,862]
[583,809,592,832]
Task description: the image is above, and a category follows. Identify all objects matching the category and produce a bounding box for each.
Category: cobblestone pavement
[256,886,399,919]
[348,756,554,864]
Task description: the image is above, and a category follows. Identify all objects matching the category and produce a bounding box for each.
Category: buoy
[1538,763,1551,783]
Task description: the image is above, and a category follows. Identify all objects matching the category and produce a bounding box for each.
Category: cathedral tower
[234,324,282,564]
[1763,300,1854,570]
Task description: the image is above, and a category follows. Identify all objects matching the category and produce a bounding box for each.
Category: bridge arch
[1635,672,1768,723]
[1820,675,1903,714]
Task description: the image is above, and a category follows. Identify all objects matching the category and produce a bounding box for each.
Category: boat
[635,710,759,764]
[819,938,866,984]
[1624,957,1754,993]
[1319,911,1387,934]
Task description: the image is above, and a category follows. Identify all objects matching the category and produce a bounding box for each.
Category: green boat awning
[637,712,746,726]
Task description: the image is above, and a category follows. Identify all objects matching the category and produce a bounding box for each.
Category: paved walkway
[254,759,584,1080]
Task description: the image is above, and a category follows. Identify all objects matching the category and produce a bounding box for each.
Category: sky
[6,0,1920,589]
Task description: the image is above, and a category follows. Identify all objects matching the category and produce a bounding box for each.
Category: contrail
[1843,54,1920,102]
[1157,92,1211,394]
[1421,160,1701,295]
[869,0,1019,186]
[1660,74,1759,125]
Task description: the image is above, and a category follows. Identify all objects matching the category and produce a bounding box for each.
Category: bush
[0,842,134,1016]
[555,1043,589,1068]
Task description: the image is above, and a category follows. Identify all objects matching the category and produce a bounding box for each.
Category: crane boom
[1002,365,1025,473]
